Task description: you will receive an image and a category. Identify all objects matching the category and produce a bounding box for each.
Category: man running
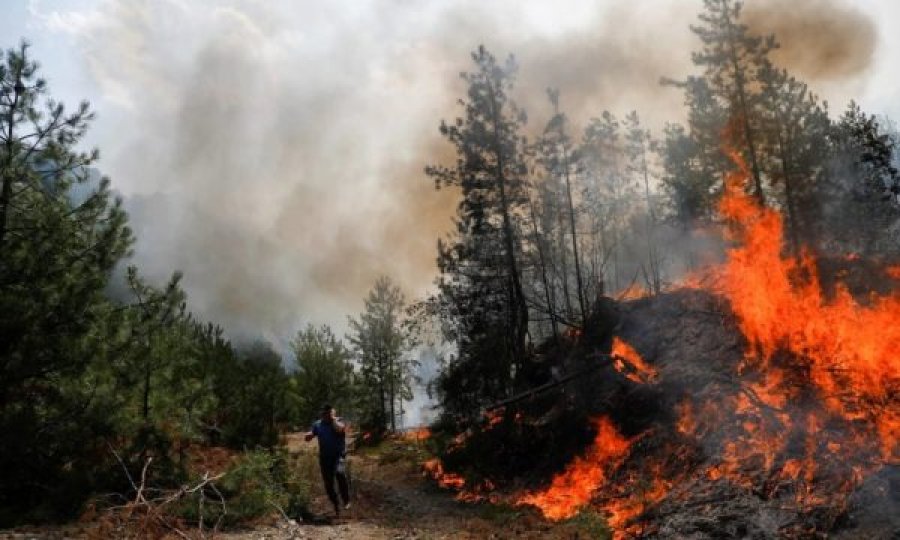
[305,404,350,516]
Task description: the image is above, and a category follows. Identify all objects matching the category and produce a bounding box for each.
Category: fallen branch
[97,448,228,539]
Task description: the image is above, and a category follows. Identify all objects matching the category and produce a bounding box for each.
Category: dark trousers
[319,455,349,510]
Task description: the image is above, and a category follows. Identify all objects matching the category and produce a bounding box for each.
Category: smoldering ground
[38,0,877,349]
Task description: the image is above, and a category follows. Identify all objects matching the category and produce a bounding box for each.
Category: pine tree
[348,276,413,433]
[426,46,531,416]
[757,62,831,253]
[291,324,355,427]
[537,89,586,324]
[823,102,900,253]
[624,111,663,294]
[690,0,775,203]
[658,122,717,228]
[660,76,730,225]
[580,111,636,292]
[0,42,135,521]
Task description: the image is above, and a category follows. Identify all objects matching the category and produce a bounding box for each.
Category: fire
[427,144,899,537]
[423,458,466,490]
[402,427,431,442]
[611,336,658,384]
[483,409,504,428]
[715,149,899,463]
[618,284,649,300]
[516,417,632,521]
[423,458,499,502]
[886,265,900,280]
[564,327,583,340]
[604,470,670,533]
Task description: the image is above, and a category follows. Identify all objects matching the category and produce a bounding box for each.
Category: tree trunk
[379,353,387,430]
[557,207,574,319]
[0,83,21,253]
[528,196,559,339]
[486,81,528,376]
[722,0,766,205]
[562,143,587,324]
[389,353,396,432]
[776,131,803,257]
[639,140,661,294]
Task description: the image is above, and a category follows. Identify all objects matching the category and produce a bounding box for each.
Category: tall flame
[715,149,899,463]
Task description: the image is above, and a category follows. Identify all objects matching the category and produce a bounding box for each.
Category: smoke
[33,0,684,343]
[743,0,876,82]
[29,0,877,350]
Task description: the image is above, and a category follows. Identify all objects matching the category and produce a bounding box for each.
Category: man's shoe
[343,502,351,510]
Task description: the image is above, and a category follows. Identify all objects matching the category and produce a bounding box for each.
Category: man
[305,404,350,516]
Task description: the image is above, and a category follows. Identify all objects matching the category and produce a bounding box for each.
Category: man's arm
[334,417,347,434]
[304,423,317,442]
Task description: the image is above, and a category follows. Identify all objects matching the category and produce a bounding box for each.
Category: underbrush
[88,447,318,538]
[359,435,430,465]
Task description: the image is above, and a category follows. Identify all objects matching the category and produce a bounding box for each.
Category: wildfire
[715,149,899,464]
[618,284,650,301]
[426,146,899,537]
[604,468,671,533]
[516,416,632,520]
[423,458,466,490]
[885,264,900,280]
[423,458,499,503]
[402,427,431,442]
[611,336,658,384]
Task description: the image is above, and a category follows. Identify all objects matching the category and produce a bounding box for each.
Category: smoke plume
[31,0,877,347]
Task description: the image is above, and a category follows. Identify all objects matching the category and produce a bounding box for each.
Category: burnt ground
[613,289,900,539]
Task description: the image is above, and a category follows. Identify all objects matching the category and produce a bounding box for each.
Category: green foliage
[426,46,532,420]
[0,40,133,523]
[211,341,294,449]
[291,324,355,427]
[821,102,900,253]
[348,276,416,433]
[565,509,613,539]
[0,42,297,524]
[174,449,313,527]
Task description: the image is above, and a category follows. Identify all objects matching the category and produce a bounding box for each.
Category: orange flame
[430,144,899,537]
[611,336,658,384]
[516,417,632,520]
[715,149,899,463]
[423,458,466,490]
[886,265,900,280]
[402,427,431,442]
[618,284,650,300]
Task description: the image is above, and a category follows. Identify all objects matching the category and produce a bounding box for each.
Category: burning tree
[425,146,899,538]
[422,5,900,535]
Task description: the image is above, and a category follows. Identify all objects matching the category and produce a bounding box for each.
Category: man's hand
[304,431,315,442]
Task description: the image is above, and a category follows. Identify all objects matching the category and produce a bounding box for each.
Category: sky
[3,0,899,350]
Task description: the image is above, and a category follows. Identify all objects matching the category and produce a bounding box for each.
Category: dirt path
[222,436,590,540]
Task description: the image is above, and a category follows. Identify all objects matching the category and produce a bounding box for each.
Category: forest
[1,0,898,538]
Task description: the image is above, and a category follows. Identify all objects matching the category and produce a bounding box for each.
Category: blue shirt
[311,419,346,460]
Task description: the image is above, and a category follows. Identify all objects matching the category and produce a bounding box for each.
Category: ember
[611,336,658,384]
